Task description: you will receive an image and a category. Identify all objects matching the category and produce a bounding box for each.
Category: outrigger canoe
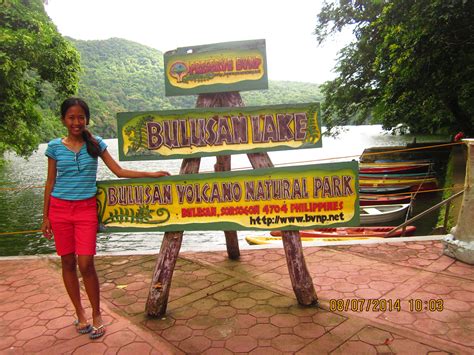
[360,203,411,224]
[269,226,416,238]
[359,177,438,191]
[245,236,383,246]
[359,193,412,206]
[359,172,436,179]
[359,162,432,174]
[360,185,412,194]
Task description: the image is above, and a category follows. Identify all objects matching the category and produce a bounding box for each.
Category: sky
[45,0,353,84]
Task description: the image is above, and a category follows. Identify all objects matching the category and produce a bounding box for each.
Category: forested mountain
[68,38,323,138]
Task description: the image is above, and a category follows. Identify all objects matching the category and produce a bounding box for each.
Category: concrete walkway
[1,238,473,354]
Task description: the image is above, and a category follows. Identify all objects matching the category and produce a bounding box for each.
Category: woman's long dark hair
[60,98,101,158]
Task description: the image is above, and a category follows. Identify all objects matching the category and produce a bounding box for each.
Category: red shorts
[48,196,98,256]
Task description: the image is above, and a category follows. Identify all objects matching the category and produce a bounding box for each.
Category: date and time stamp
[329,298,444,313]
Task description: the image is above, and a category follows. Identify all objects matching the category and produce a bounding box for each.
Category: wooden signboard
[96,161,359,233]
[117,103,321,160]
[164,39,268,96]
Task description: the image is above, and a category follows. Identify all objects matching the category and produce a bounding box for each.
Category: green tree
[0,0,80,160]
[315,0,474,135]
[65,37,322,138]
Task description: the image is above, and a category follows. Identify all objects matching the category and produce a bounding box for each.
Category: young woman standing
[41,98,170,339]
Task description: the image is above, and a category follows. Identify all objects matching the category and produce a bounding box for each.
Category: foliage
[70,37,194,138]
[436,145,466,232]
[1,23,324,161]
[69,37,324,138]
[242,81,323,106]
[0,0,80,160]
[315,0,474,135]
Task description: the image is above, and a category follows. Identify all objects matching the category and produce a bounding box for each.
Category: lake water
[0,125,449,256]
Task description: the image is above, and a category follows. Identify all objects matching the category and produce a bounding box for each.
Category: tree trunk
[444,95,473,135]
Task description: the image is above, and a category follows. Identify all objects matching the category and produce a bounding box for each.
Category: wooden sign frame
[144,92,319,316]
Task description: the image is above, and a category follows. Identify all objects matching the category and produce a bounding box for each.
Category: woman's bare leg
[78,255,104,331]
[61,254,88,325]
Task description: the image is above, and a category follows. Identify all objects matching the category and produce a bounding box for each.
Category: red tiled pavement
[0,239,472,354]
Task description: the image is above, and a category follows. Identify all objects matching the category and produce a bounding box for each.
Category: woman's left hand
[41,218,53,239]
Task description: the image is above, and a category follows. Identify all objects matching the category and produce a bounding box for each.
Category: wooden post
[215,155,240,259]
[145,158,201,316]
[146,93,244,316]
[196,92,243,260]
[281,231,318,306]
[247,152,318,306]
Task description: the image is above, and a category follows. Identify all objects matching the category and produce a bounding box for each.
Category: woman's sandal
[73,320,92,334]
[89,324,106,339]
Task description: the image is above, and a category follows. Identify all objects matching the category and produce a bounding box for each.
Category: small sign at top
[164,39,268,96]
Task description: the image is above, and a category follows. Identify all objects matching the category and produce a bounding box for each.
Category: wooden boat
[269,225,416,238]
[359,172,436,179]
[360,203,411,224]
[245,235,383,245]
[371,159,433,164]
[359,177,437,186]
[359,194,412,206]
[359,177,438,191]
[359,162,432,174]
[360,185,412,194]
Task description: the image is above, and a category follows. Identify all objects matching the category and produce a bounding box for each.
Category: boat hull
[359,186,412,194]
[245,236,383,245]
[359,178,438,192]
[359,162,432,174]
[360,194,412,206]
[360,203,411,224]
[270,226,416,238]
[359,172,435,179]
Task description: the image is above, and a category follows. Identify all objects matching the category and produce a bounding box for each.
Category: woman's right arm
[42,158,57,239]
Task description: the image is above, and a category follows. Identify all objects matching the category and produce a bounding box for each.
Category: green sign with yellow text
[164,39,268,96]
[117,103,321,160]
[96,161,359,232]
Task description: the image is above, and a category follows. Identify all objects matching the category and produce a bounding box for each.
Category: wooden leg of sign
[247,152,318,306]
[215,155,240,260]
[145,158,201,317]
[247,152,275,169]
[281,231,318,306]
[145,232,183,316]
[197,92,243,260]
[196,91,244,107]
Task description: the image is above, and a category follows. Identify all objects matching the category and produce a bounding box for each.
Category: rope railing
[0,229,42,236]
[0,186,465,238]
[0,185,45,191]
[0,141,464,237]
[0,141,464,191]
